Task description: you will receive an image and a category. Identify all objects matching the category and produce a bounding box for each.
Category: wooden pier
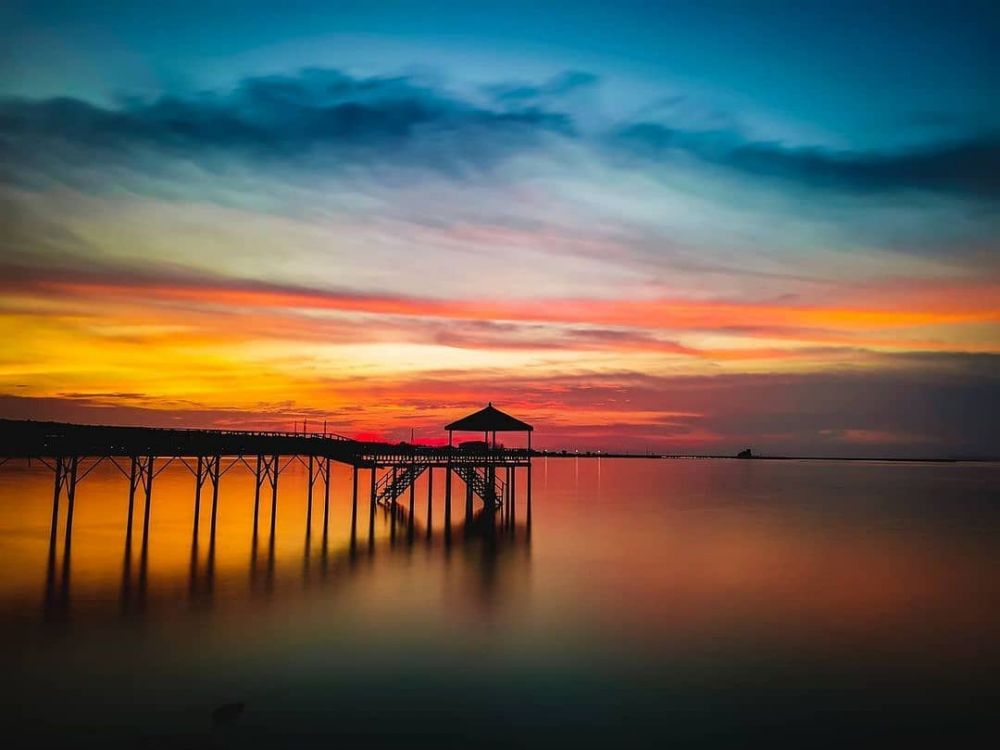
[0,404,534,556]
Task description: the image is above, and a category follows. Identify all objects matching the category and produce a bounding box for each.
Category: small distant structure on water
[737,448,753,459]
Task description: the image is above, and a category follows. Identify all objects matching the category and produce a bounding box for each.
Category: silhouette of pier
[0,404,534,580]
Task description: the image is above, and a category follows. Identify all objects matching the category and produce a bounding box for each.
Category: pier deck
[0,419,531,467]
[0,416,532,555]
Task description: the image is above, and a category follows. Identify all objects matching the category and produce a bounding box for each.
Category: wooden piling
[368,465,377,547]
[323,458,331,540]
[142,455,154,540]
[269,454,279,538]
[126,456,137,541]
[426,467,433,540]
[209,455,220,540]
[49,456,63,550]
[193,456,204,539]
[252,454,262,539]
[306,454,314,537]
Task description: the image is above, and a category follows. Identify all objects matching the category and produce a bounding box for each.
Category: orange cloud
[1,264,997,455]
[14,268,1000,340]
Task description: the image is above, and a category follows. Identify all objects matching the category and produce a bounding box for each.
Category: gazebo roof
[445,403,533,432]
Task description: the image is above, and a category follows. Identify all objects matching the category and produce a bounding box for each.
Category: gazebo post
[492,430,498,510]
[487,429,494,510]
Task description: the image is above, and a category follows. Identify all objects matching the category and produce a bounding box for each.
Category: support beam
[322,458,331,542]
[446,431,453,543]
[193,455,204,539]
[488,463,495,509]
[527,432,533,534]
[368,465,376,548]
[208,454,221,540]
[350,465,358,547]
[408,458,416,541]
[269,453,279,538]
[306,455,314,538]
[445,462,452,542]
[49,456,64,550]
[426,467,433,541]
[141,455,154,541]
[252,454,262,539]
[465,474,473,524]
[62,455,79,558]
[510,465,516,529]
[125,456,137,542]
[527,461,532,533]
[58,455,79,594]
[390,475,397,543]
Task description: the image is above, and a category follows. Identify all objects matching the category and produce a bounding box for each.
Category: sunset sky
[1,1,998,456]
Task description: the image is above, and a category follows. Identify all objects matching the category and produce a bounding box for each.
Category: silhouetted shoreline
[533,451,996,463]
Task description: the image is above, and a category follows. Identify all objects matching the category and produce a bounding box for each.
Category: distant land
[533,450,998,463]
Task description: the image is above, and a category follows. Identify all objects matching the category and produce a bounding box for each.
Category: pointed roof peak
[445,403,533,432]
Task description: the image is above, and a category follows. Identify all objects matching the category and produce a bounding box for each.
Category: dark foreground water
[1,457,997,747]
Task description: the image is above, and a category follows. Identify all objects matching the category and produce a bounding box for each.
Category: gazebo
[445,402,533,452]
[443,403,533,522]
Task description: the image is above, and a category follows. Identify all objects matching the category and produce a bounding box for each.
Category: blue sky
[0,1,997,455]
[4,0,998,145]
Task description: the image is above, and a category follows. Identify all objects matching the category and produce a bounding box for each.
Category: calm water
[1,457,998,747]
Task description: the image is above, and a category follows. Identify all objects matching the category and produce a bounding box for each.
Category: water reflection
[6,458,1000,745]
[41,481,530,624]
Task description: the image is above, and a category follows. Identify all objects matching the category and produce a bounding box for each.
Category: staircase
[453,465,506,508]
[374,463,428,506]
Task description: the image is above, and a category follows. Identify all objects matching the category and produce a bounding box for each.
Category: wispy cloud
[5,258,997,338]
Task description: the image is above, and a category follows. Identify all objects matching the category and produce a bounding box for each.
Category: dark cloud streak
[0,68,573,184]
[615,122,1000,198]
[1,67,996,200]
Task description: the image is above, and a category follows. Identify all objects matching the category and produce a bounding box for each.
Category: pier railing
[0,420,534,465]
[360,445,531,466]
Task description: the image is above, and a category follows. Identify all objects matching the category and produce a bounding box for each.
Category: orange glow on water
[0,457,996,655]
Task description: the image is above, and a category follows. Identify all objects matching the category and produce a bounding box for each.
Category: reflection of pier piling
[3,405,534,614]
[64,491,531,625]
[46,468,529,622]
